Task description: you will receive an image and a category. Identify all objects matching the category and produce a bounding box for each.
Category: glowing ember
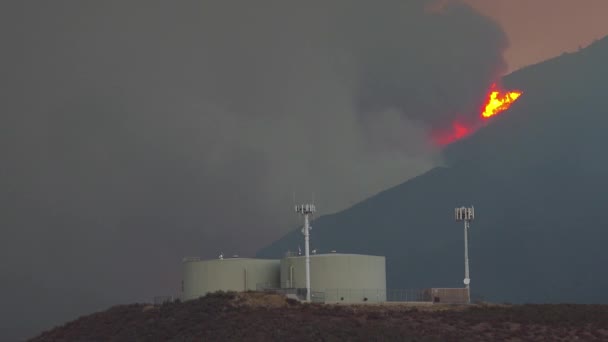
[481,84,523,119]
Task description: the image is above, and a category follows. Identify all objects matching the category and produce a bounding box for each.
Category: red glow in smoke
[431,121,474,146]
[431,84,523,146]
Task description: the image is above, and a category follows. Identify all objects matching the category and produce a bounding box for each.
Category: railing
[429,288,470,304]
[257,282,300,297]
[321,288,470,304]
[254,285,469,304]
[256,283,325,302]
[386,288,433,302]
[311,291,325,303]
[323,288,387,303]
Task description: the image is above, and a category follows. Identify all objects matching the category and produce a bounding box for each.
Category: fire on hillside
[432,84,523,146]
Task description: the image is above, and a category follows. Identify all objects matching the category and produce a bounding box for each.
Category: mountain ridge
[258,35,608,304]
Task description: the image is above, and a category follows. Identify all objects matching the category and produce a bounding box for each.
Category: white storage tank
[182,257,280,301]
[280,253,386,303]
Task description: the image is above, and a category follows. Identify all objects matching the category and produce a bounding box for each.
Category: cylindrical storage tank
[182,258,280,301]
[280,253,386,303]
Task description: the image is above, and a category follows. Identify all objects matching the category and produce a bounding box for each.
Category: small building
[430,288,470,304]
[181,257,280,301]
[280,253,386,303]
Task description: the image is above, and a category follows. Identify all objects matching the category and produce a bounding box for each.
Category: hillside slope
[258,36,608,304]
[30,292,608,341]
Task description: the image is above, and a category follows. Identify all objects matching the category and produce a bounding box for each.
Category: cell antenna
[455,205,474,304]
[295,203,316,302]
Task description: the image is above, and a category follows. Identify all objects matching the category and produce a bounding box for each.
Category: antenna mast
[455,205,474,304]
[295,203,315,302]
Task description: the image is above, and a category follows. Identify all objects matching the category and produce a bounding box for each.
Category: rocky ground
[30,292,608,341]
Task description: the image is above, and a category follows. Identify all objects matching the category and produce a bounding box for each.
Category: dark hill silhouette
[258,36,608,304]
[30,292,608,341]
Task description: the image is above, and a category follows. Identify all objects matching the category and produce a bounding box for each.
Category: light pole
[455,206,474,304]
[295,203,315,302]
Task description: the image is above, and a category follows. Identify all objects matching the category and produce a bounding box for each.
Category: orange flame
[431,84,523,146]
[481,84,523,119]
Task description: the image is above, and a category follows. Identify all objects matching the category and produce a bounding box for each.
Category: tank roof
[282,253,384,259]
[182,257,279,263]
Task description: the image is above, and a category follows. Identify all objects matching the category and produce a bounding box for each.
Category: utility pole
[295,203,315,302]
[455,206,474,304]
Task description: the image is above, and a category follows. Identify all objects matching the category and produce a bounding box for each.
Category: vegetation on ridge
[31,292,608,341]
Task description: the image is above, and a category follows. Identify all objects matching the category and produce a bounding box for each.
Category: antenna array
[295,203,316,302]
[455,206,474,304]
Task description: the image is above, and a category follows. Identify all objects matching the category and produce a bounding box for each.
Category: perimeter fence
[256,283,469,304]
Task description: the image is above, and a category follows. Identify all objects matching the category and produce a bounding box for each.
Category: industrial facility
[179,203,473,304]
[280,253,386,303]
[181,257,280,301]
[181,252,386,303]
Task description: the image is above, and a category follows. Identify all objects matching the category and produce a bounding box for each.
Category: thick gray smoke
[0,0,507,339]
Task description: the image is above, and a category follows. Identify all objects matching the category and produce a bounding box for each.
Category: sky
[464,0,608,71]
[1,0,607,340]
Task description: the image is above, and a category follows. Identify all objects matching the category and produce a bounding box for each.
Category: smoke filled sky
[0,0,606,340]
[464,0,608,71]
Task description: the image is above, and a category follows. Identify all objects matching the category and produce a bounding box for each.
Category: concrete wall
[280,253,386,303]
[182,258,280,301]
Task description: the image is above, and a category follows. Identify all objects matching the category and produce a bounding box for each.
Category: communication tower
[295,203,315,302]
[455,206,474,304]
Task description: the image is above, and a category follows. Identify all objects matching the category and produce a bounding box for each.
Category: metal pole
[464,220,471,303]
[304,213,311,302]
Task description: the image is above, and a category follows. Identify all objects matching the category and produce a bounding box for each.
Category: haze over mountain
[3,1,606,340]
[0,1,513,340]
[259,36,608,304]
